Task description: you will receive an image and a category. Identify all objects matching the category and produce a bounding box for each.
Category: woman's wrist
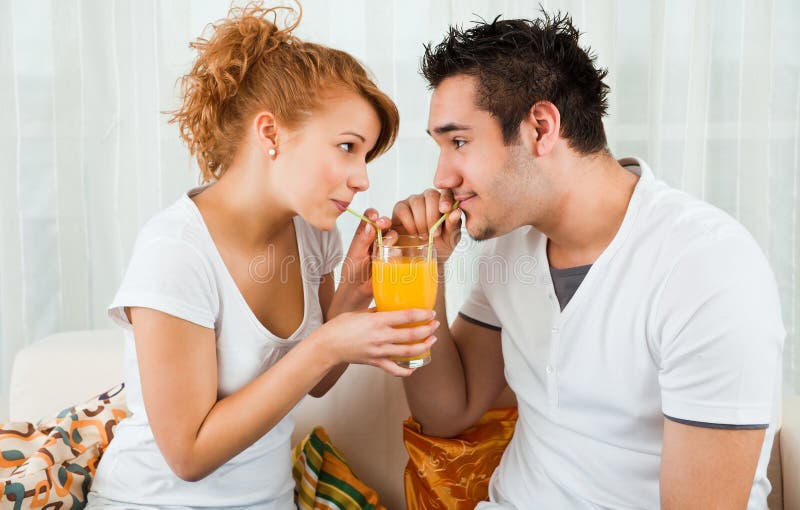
[306,328,340,371]
[329,285,370,319]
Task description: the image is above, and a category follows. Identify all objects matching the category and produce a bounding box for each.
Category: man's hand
[392,189,462,262]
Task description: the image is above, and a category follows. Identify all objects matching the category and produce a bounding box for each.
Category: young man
[394,13,785,509]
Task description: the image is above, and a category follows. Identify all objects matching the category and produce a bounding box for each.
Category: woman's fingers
[347,207,378,248]
[376,320,438,346]
[344,209,394,268]
[376,308,436,328]
[373,358,415,377]
[396,321,439,342]
[380,335,437,359]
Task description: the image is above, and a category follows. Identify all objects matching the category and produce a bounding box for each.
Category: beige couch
[8,330,800,509]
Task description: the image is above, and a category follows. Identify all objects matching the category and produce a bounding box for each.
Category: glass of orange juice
[372,235,438,368]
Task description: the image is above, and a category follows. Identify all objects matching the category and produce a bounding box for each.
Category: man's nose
[433,156,461,190]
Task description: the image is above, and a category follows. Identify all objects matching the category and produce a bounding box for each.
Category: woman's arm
[128,301,437,482]
[309,210,392,398]
[308,272,348,397]
[129,306,336,482]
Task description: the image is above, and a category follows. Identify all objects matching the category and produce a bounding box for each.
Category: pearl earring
[268,148,276,157]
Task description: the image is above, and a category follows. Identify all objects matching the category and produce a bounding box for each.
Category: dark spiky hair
[421,10,609,154]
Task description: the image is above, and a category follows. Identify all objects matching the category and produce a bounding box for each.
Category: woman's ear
[253,111,279,157]
[519,101,560,157]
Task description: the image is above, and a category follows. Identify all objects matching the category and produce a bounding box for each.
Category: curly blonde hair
[170,1,399,183]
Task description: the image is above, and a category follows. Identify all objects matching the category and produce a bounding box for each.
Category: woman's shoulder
[110,193,219,330]
[135,193,210,254]
[124,193,217,280]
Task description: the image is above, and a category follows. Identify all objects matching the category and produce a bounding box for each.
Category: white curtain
[1,0,798,406]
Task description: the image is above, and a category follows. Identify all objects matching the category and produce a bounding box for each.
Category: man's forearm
[402,265,470,437]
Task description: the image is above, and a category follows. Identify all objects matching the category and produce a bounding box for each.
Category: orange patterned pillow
[402,407,518,510]
[0,384,128,508]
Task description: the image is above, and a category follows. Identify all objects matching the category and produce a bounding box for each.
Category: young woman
[86,3,438,508]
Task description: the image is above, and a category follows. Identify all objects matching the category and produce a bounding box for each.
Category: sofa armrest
[782,394,800,510]
[9,330,124,422]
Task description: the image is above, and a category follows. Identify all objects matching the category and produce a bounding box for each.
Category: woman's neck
[194,160,295,250]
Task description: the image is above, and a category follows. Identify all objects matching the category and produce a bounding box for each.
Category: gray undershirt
[549,264,592,311]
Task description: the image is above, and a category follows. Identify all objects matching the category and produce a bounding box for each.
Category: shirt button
[546,365,554,374]
[551,326,559,333]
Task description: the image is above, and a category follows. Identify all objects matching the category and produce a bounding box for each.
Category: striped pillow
[292,426,385,510]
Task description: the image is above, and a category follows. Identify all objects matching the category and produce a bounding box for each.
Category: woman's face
[275,90,382,231]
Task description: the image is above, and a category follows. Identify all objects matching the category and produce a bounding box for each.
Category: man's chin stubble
[465,217,495,242]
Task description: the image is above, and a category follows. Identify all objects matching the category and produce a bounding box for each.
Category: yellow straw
[345,207,383,248]
[427,201,461,260]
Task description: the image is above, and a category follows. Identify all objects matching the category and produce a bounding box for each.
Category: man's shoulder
[638,179,758,260]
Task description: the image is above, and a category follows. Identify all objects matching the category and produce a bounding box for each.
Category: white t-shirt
[89,186,342,509]
[462,158,785,510]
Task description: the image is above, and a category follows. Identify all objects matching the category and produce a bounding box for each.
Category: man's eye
[338,142,354,153]
[453,139,466,149]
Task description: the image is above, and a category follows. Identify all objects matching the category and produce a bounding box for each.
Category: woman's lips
[332,199,350,212]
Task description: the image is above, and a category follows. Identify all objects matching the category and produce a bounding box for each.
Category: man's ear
[253,111,279,156]
[519,101,560,157]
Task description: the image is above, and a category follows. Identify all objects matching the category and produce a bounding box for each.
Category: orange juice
[372,257,438,368]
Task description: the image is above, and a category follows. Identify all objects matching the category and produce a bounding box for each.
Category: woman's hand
[328,208,391,317]
[311,308,440,377]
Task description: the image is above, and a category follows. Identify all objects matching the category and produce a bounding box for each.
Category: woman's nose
[348,166,369,192]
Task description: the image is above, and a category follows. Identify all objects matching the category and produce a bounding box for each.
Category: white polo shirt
[462,158,785,509]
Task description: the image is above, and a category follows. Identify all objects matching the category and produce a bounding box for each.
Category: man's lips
[332,199,351,212]
[453,194,477,205]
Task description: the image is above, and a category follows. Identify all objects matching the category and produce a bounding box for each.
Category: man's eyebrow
[425,123,472,136]
[340,131,366,142]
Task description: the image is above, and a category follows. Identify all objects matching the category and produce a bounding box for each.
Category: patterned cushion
[0,383,128,508]
[293,426,385,510]
[403,407,518,509]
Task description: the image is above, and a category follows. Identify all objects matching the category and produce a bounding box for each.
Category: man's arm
[660,417,765,509]
[402,265,507,438]
[654,233,784,508]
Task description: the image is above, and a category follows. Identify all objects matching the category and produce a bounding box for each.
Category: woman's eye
[338,142,354,153]
[453,139,466,149]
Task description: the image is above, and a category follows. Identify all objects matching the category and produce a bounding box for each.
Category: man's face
[427,74,541,240]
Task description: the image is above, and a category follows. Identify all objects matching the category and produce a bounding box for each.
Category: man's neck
[537,154,640,269]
